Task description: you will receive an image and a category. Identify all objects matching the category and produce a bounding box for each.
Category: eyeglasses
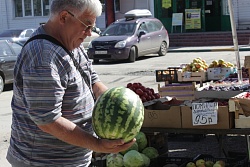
[67,11,95,32]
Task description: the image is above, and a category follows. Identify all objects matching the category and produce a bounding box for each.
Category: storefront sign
[185,9,201,29]
[192,102,218,126]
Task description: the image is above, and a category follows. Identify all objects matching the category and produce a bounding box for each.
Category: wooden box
[207,67,235,80]
[229,92,250,128]
[177,70,207,82]
[158,83,196,100]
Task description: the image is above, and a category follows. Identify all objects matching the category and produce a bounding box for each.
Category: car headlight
[115,40,126,48]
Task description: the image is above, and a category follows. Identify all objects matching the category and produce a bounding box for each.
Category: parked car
[0,28,36,45]
[82,31,100,49]
[0,40,22,93]
[88,9,169,63]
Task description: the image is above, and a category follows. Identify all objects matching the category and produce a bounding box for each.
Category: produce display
[181,57,208,72]
[105,131,159,167]
[185,158,226,167]
[126,82,160,102]
[224,66,249,79]
[208,59,234,68]
[92,86,144,143]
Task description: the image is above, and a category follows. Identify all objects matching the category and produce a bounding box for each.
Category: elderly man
[7,0,135,166]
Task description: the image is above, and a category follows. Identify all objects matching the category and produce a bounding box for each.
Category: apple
[196,159,205,166]
[205,160,214,167]
[186,162,196,167]
[215,160,225,167]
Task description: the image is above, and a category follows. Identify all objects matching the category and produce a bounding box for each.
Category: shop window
[115,0,120,12]
[34,0,42,16]
[14,0,51,17]
[24,0,32,16]
[162,0,173,18]
[42,0,50,16]
[15,0,23,17]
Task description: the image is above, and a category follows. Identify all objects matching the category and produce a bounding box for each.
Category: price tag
[192,102,218,126]
[213,68,221,74]
[184,72,191,78]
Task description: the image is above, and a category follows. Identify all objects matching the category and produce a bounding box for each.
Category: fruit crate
[191,154,248,167]
[155,67,181,84]
[207,67,236,80]
[177,70,208,82]
[229,92,250,128]
[158,82,196,100]
[145,132,168,155]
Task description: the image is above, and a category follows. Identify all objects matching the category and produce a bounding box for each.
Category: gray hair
[50,0,102,18]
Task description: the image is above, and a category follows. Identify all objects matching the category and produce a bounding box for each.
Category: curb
[168,47,250,53]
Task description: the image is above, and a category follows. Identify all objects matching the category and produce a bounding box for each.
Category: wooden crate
[229,92,250,128]
[158,82,196,100]
[177,70,208,82]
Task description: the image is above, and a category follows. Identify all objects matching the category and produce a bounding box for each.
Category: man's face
[64,11,96,50]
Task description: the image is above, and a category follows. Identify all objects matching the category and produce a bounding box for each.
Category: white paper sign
[192,102,218,126]
[172,13,183,26]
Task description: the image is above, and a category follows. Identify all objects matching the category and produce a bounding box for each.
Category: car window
[25,29,34,37]
[102,23,136,36]
[154,21,163,31]
[0,41,13,56]
[145,21,163,33]
[138,22,148,32]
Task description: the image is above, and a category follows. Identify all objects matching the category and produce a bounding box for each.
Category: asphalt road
[1,48,250,166]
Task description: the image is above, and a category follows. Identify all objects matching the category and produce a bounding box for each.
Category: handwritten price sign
[192,102,218,126]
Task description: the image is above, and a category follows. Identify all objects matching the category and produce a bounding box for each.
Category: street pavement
[0,44,250,167]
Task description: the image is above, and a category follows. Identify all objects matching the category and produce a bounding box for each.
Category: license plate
[95,50,107,54]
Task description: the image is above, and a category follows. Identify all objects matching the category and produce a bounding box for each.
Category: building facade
[0,0,250,33]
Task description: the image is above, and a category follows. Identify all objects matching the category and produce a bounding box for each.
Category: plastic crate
[155,67,180,83]
[191,154,248,167]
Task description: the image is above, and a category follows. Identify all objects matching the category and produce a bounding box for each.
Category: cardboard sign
[192,102,218,126]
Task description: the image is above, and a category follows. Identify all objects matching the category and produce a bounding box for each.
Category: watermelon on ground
[123,150,144,167]
[92,86,144,143]
[106,153,123,167]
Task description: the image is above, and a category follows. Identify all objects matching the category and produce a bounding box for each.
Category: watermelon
[106,153,124,167]
[142,147,159,159]
[120,142,139,155]
[135,131,148,152]
[92,86,144,143]
[123,150,144,167]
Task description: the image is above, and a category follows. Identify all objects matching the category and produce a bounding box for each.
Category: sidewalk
[168,45,250,53]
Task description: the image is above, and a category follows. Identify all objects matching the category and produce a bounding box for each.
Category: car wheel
[158,41,168,56]
[128,47,137,62]
[93,59,99,64]
[0,75,4,94]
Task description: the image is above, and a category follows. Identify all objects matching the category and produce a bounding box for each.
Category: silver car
[0,40,22,93]
[0,28,36,45]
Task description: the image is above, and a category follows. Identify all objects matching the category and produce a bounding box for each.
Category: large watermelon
[92,86,144,143]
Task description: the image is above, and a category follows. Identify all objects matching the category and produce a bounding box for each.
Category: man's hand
[96,138,136,154]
